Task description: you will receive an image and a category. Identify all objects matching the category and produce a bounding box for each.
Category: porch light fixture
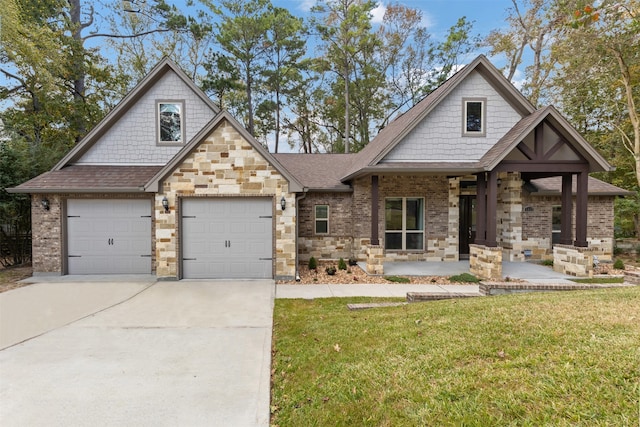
[280,196,286,211]
[41,198,50,211]
[497,178,502,187]
[162,196,170,213]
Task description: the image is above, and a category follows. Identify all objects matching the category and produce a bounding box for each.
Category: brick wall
[156,118,296,280]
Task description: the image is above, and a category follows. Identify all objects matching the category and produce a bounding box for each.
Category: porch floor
[367,261,575,283]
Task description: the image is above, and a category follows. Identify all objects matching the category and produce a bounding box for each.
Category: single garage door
[181,198,273,279]
[67,199,152,274]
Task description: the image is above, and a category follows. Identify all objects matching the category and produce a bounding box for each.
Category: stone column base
[553,245,599,277]
[470,244,503,280]
[366,245,384,275]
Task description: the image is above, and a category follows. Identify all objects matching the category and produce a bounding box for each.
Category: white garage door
[181,198,273,279]
[67,199,152,274]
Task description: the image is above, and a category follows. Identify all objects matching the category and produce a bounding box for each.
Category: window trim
[156,100,186,145]
[384,197,425,251]
[462,97,486,137]
[314,204,329,235]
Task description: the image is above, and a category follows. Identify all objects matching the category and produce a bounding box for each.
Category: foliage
[348,256,358,266]
[272,288,640,424]
[541,259,554,266]
[384,275,410,283]
[325,266,337,275]
[308,256,318,270]
[338,258,347,270]
[571,277,624,284]
[448,272,480,283]
[613,258,624,269]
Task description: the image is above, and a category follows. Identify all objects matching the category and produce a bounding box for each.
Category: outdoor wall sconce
[162,196,170,213]
[41,198,50,211]
[496,178,502,187]
[280,196,286,211]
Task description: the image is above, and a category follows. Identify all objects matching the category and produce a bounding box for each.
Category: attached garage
[66,199,152,274]
[181,198,273,279]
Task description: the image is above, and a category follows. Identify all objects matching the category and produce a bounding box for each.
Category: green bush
[348,257,358,266]
[613,259,624,270]
[338,258,347,270]
[325,266,337,275]
[541,259,554,266]
[448,273,480,283]
[384,276,410,283]
[308,257,318,270]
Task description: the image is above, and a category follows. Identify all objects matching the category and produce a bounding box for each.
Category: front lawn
[271,287,640,426]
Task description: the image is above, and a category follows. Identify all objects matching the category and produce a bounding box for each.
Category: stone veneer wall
[552,244,608,277]
[522,194,615,260]
[469,244,503,280]
[497,172,525,261]
[156,119,296,279]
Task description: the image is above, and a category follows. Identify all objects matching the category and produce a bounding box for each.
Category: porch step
[406,292,480,302]
[479,281,635,296]
[624,270,640,285]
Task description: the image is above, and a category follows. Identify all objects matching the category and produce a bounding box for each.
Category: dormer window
[157,101,184,144]
[463,98,486,136]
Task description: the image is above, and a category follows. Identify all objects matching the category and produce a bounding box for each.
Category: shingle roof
[8,165,163,193]
[528,176,633,196]
[272,154,355,191]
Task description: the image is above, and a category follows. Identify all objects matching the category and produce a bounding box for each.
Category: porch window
[157,101,184,144]
[385,198,424,250]
[463,98,486,136]
[315,205,329,234]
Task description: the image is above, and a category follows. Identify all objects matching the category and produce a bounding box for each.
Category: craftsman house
[10,56,630,280]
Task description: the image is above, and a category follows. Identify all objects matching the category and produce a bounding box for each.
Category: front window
[315,205,329,234]
[157,101,184,143]
[463,98,486,136]
[385,198,424,250]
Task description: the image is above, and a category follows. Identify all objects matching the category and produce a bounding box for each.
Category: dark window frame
[462,97,486,137]
[156,100,185,145]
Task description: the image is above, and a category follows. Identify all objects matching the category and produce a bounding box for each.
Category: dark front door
[459,195,476,259]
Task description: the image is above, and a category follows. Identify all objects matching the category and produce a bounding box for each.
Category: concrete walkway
[276,283,480,299]
[0,279,274,426]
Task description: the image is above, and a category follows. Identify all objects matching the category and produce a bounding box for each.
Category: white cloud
[370,2,386,24]
[420,10,435,29]
[298,0,315,12]
[510,68,526,91]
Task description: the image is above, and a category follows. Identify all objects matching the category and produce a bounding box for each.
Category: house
[9,56,631,280]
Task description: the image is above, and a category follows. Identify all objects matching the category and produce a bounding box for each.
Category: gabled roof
[144,111,304,193]
[480,106,612,172]
[341,55,536,181]
[272,154,355,191]
[52,58,219,170]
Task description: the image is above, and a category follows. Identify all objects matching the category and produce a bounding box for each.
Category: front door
[459,195,476,259]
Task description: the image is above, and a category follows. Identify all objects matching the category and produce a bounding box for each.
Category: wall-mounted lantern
[280,196,286,211]
[162,196,170,213]
[41,198,50,211]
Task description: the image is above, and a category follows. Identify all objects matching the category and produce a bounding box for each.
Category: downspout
[295,190,308,281]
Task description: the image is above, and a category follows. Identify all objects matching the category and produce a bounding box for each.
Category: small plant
[338,258,347,270]
[613,259,624,270]
[325,266,337,275]
[384,275,411,283]
[541,259,554,266]
[348,257,358,266]
[308,256,318,271]
[613,245,624,255]
[505,276,511,282]
[448,273,480,283]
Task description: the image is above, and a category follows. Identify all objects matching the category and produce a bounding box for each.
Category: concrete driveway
[0,279,274,426]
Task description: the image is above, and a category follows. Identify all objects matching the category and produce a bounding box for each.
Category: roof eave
[7,187,147,194]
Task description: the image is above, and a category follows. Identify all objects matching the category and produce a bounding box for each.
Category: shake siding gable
[383,71,523,162]
[78,72,216,165]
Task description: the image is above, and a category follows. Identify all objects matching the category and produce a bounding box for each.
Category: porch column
[475,173,486,245]
[485,171,498,247]
[560,174,573,245]
[574,171,588,247]
[371,175,379,245]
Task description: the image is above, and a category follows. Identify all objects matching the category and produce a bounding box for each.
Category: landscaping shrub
[448,273,480,283]
[348,257,358,266]
[541,259,554,266]
[613,259,624,270]
[308,257,318,270]
[338,258,347,270]
[325,266,337,275]
[384,276,410,283]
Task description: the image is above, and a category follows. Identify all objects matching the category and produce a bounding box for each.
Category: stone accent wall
[469,244,503,280]
[497,172,524,261]
[31,194,62,275]
[552,244,607,277]
[366,245,384,274]
[447,178,460,261]
[156,118,296,280]
[298,237,354,261]
[522,194,615,258]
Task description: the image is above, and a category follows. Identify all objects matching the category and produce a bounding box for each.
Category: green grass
[448,272,480,283]
[271,288,640,426]
[571,277,625,284]
[384,275,411,283]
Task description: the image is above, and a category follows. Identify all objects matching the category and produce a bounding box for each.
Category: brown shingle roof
[8,165,163,193]
[272,154,356,191]
[528,176,633,196]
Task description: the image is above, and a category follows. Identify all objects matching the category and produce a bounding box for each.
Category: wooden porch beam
[560,174,573,245]
[485,172,498,247]
[475,173,486,246]
[371,175,379,246]
[574,171,588,247]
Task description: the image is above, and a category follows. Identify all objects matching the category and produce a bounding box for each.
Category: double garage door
[181,198,273,279]
[67,199,152,274]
